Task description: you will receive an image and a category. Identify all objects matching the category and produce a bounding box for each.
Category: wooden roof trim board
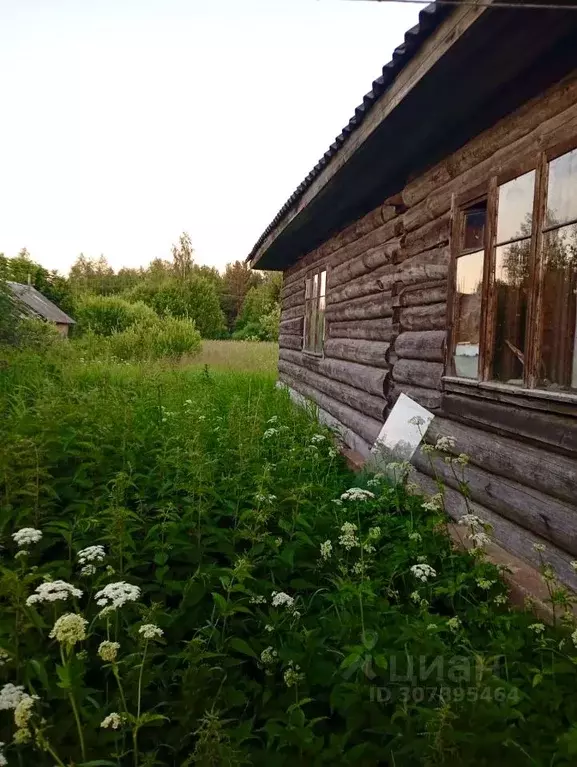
[248,1,491,268]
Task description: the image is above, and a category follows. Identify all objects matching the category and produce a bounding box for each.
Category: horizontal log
[413,450,577,557]
[280,304,304,321]
[328,318,394,342]
[324,338,390,369]
[402,213,450,260]
[279,316,303,335]
[278,334,302,351]
[282,288,305,310]
[330,240,401,286]
[393,358,443,390]
[279,372,382,445]
[281,278,304,301]
[279,348,387,397]
[395,330,446,362]
[390,384,442,410]
[328,264,395,305]
[398,284,447,308]
[442,393,577,456]
[281,382,372,458]
[325,292,393,322]
[400,302,447,332]
[278,359,386,421]
[395,247,450,286]
[427,417,577,506]
[411,466,577,591]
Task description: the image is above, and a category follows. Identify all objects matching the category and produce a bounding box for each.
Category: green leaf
[229,638,258,659]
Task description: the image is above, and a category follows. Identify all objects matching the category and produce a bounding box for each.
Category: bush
[16,317,62,349]
[108,316,202,360]
[75,295,157,336]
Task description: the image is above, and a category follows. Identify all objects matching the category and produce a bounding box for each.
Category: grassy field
[1,342,577,766]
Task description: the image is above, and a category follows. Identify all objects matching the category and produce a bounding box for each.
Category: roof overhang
[249,0,577,271]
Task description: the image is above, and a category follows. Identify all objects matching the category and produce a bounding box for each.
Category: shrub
[75,295,157,336]
[108,316,201,360]
[16,317,62,349]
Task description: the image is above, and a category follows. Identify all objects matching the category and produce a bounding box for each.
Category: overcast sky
[0,0,420,275]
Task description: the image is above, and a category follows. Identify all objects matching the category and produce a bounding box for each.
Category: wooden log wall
[277,73,577,585]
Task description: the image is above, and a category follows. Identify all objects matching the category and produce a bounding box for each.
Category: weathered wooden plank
[402,213,450,260]
[398,284,447,308]
[330,240,401,286]
[393,358,443,389]
[427,417,577,506]
[395,247,450,286]
[279,348,387,397]
[279,334,302,351]
[278,359,386,421]
[281,278,304,301]
[328,318,394,342]
[279,371,382,445]
[413,450,577,556]
[324,339,390,369]
[279,316,303,336]
[411,466,577,591]
[282,288,305,310]
[442,393,577,456]
[280,304,305,321]
[390,383,443,410]
[395,330,446,362]
[400,303,447,332]
[325,292,393,322]
[328,264,395,304]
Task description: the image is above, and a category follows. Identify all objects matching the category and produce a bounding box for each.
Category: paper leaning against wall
[368,393,434,470]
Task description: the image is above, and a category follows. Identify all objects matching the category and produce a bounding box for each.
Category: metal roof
[247,2,449,264]
[7,282,75,324]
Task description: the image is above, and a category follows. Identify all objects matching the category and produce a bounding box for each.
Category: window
[449,146,577,393]
[303,268,326,354]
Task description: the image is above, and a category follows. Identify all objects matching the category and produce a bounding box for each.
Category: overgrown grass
[1,345,577,766]
[185,339,279,373]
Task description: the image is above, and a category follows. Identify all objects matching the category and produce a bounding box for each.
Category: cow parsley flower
[26,580,83,606]
[250,594,266,604]
[410,590,421,603]
[80,564,96,576]
[410,563,437,583]
[271,591,294,610]
[459,514,485,529]
[328,447,338,459]
[0,684,27,710]
[98,641,120,662]
[470,531,491,549]
[14,695,38,729]
[447,617,461,631]
[0,743,6,767]
[531,543,545,552]
[340,488,375,502]
[435,436,456,452]
[283,660,304,688]
[255,493,277,504]
[570,561,577,573]
[266,416,278,424]
[368,527,381,540]
[421,443,436,455]
[422,494,443,512]
[529,623,546,635]
[139,624,163,641]
[12,528,42,548]
[311,434,326,444]
[95,581,141,611]
[320,540,333,560]
[265,624,274,632]
[0,650,9,667]
[77,545,106,565]
[260,646,277,665]
[494,594,507,605]
[476,578,495,590]
[263,428,278,440]
[49,613,88,647]
[101,712,124,730]
[338,522,359,550]
[409,532,422,542]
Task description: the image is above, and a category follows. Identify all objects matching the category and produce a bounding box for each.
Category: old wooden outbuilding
[248,1,577,587]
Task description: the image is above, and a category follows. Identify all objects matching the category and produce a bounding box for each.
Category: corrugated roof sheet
[7,282,75,324]
[247,2,449,263]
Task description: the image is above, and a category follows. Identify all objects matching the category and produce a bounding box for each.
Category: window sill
[442,376,577,416]
[302,349,324,358]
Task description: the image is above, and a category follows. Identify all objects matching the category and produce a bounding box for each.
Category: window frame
[303,266,327,356]
[446,144,577,403]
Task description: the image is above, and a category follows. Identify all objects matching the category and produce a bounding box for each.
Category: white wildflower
[447,617,461,631]
[255,493,277,504]
[435,436,456,452]
[409,532,422,542]
[0,650,9,666]
[0,684,27,710]
[364,543,375,554]
[14,551,28,560]
[366,478,380,488]
[80,564,96,577]
[386,462,413,479]
[494,594,507,605]
[529,623,546,634]
[410,591,421,603]
[332,498,343,507]
[421,443,436,455]
[422,494,443,512]
[476,578,495,590]
[572,629,577,647]
[274,537,282,546]
[426,623,437,631]
[570,561,577,573]
[292,609,301,619]
[98,641,120,662]
[266,416,278,424]
[0,744,5,767]
[263,428,278,439]
[311,434,326,444]
[368,527,381,540]
[12,528,42,548]
[260,646,277,665]
[271,591,295,610]
[338,522,359,550]
[340,488,375,502]
[100,712,124,730]
[249,594,266,605]
[283,661,304,688]
[328,447,338,459]
[469,531,491,549]
[49,613,88,647]
[454,453,469,466]
[410,563,437,583]
[139,624,163,641]
[320,540,332,560]
[95,581,140,611]
[77,545,106,565]
[13,727,31,744]
[265,624,274,632]
[26,580,83,607]
[14,695,38,729]
[352,561,365,575]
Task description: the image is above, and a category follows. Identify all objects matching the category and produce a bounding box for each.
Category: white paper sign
[370,393,434,463]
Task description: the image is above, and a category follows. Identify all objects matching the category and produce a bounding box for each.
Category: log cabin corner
[247,1,577,588]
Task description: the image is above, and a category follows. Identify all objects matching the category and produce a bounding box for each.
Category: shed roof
[7,282,75,325]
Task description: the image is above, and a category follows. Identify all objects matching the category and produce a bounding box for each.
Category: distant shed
[7,281,75,337]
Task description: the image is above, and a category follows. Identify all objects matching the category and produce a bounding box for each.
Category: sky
[0,0,420,275]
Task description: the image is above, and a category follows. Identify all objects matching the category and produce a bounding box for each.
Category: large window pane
[539,225,577,389]
[546,149,577,229]
[453,250,484,378]
[493,240,530,384]
[496,171,535,244]
[463,207,486,252]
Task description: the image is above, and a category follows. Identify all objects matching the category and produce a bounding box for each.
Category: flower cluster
[447,617,461,631]
[101,712,124,730]
[98,641,120,662]
[340,488,375,502]
[283,660,304,688]
[14,694,38,729]
[249,594,266,605]
[263,428,278,440]
[529,623,546,635]
[476,578,496,590]
[260,646,277,665]
[26,580,83,606]
[12,528,42,548]
[368,527,381,540]
[0,742,6,767]
[435,435,456,452]
[338,522,359,550]
[422,494,443,513]
[310,434,326,444]
[49,613,88,647]
[255,493,277,504]
[320,540,332,560]
[459,514,491,551]
[78,545,106,565]
[139,623,163,640]
[271,591,294,610]
[410,563,437,583]
[95,581,141,612]
[0,684,27,711]
[0,650,9,667]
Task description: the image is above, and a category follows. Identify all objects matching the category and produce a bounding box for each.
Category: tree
[171,232,195,282]
[221,261,261,330]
